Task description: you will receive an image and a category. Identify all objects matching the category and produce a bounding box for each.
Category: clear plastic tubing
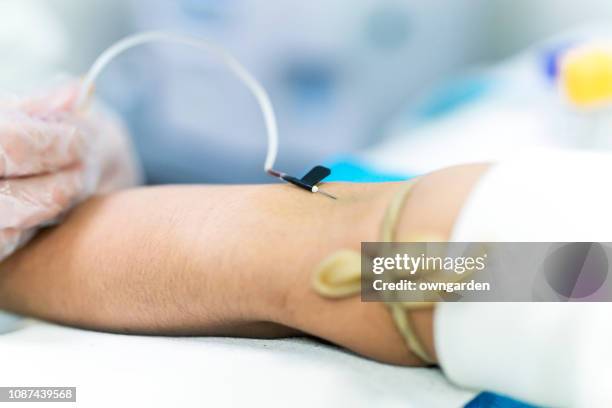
[76,31,279,174]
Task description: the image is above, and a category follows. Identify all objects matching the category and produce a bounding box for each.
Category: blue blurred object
[325,156,410,182]
[179,0,230,21]
[364,4,411,51]
[0,311,22,334]
[540,41,576,82]
[283,59,338,113]
[415,76,494,120]
[465,392,538,408]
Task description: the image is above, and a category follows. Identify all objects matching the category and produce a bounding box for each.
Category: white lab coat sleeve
[434,148,612,407]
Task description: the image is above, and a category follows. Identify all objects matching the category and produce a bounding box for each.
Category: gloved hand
[0,81,141,261]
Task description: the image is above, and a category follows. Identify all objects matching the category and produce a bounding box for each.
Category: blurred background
[1,0,612,184]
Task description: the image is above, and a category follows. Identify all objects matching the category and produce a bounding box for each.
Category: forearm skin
[0,164,488,366]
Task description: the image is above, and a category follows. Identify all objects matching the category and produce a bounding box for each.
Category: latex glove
[0,81,141,260]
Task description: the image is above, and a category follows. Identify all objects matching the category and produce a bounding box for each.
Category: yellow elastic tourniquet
[312,181,436,365]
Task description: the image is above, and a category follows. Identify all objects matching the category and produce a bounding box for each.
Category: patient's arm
[0,164,487,366]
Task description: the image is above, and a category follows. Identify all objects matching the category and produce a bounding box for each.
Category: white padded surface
[0,320,475,407]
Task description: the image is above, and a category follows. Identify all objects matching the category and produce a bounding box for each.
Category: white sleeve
[451,148,612,242]
[434,149,612,407]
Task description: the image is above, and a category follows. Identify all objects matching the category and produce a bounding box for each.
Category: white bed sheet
[0,320,475,407]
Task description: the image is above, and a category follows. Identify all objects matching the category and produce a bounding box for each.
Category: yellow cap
[561,44,612,107]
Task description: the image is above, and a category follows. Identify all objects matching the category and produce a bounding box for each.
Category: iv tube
[76,31,279,173]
